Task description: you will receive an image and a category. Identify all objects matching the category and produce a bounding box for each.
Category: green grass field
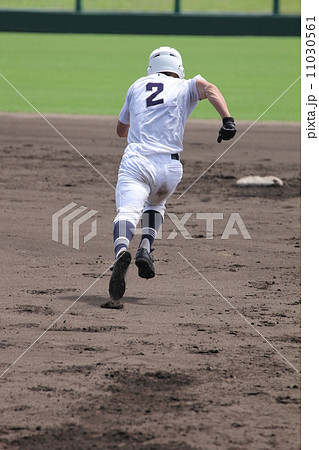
[0,33,300,121]
[0,0,301,14]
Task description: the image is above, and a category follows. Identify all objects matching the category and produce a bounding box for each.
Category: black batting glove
[217,117,237,143]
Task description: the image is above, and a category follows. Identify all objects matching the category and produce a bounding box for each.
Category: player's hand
[217,117,236,143]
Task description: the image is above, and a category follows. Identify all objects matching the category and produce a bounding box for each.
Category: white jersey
[118,73,202,156]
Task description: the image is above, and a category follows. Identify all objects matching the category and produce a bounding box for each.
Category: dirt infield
[0,113,300,449]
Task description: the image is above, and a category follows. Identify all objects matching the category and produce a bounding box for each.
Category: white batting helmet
[147,46,185,79]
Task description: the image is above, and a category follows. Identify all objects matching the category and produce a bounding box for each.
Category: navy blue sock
[113,220,135,257]
[139,210,163,251]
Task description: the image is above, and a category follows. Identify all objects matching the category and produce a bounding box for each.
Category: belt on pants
[171,153,180,161]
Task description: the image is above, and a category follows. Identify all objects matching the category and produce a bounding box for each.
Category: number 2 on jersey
[146,82,164,108]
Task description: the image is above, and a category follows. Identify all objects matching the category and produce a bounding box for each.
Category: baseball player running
[109,46,236,302]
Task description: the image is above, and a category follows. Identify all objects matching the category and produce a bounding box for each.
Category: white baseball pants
[114,152,183,228]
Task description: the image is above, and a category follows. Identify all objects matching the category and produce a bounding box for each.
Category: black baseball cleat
[135,248,155,279]
[109,250,132,301]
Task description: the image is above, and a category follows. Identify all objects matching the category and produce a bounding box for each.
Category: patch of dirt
[0,114,300,449]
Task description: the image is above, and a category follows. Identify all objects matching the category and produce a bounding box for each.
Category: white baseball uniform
[115,73,202,227]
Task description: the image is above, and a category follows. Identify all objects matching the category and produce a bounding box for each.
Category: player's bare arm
[117,120,129,137]
[196,78,230,118]
[196,78,237,143]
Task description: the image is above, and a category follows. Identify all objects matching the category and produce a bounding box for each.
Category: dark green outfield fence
[74,0,283,15]
[0,0,300,36]
[0,9,300,36]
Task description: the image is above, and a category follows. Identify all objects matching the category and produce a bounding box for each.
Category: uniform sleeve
[118,85,133,125]
[183,75,206,117]
[188,74,206,105]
